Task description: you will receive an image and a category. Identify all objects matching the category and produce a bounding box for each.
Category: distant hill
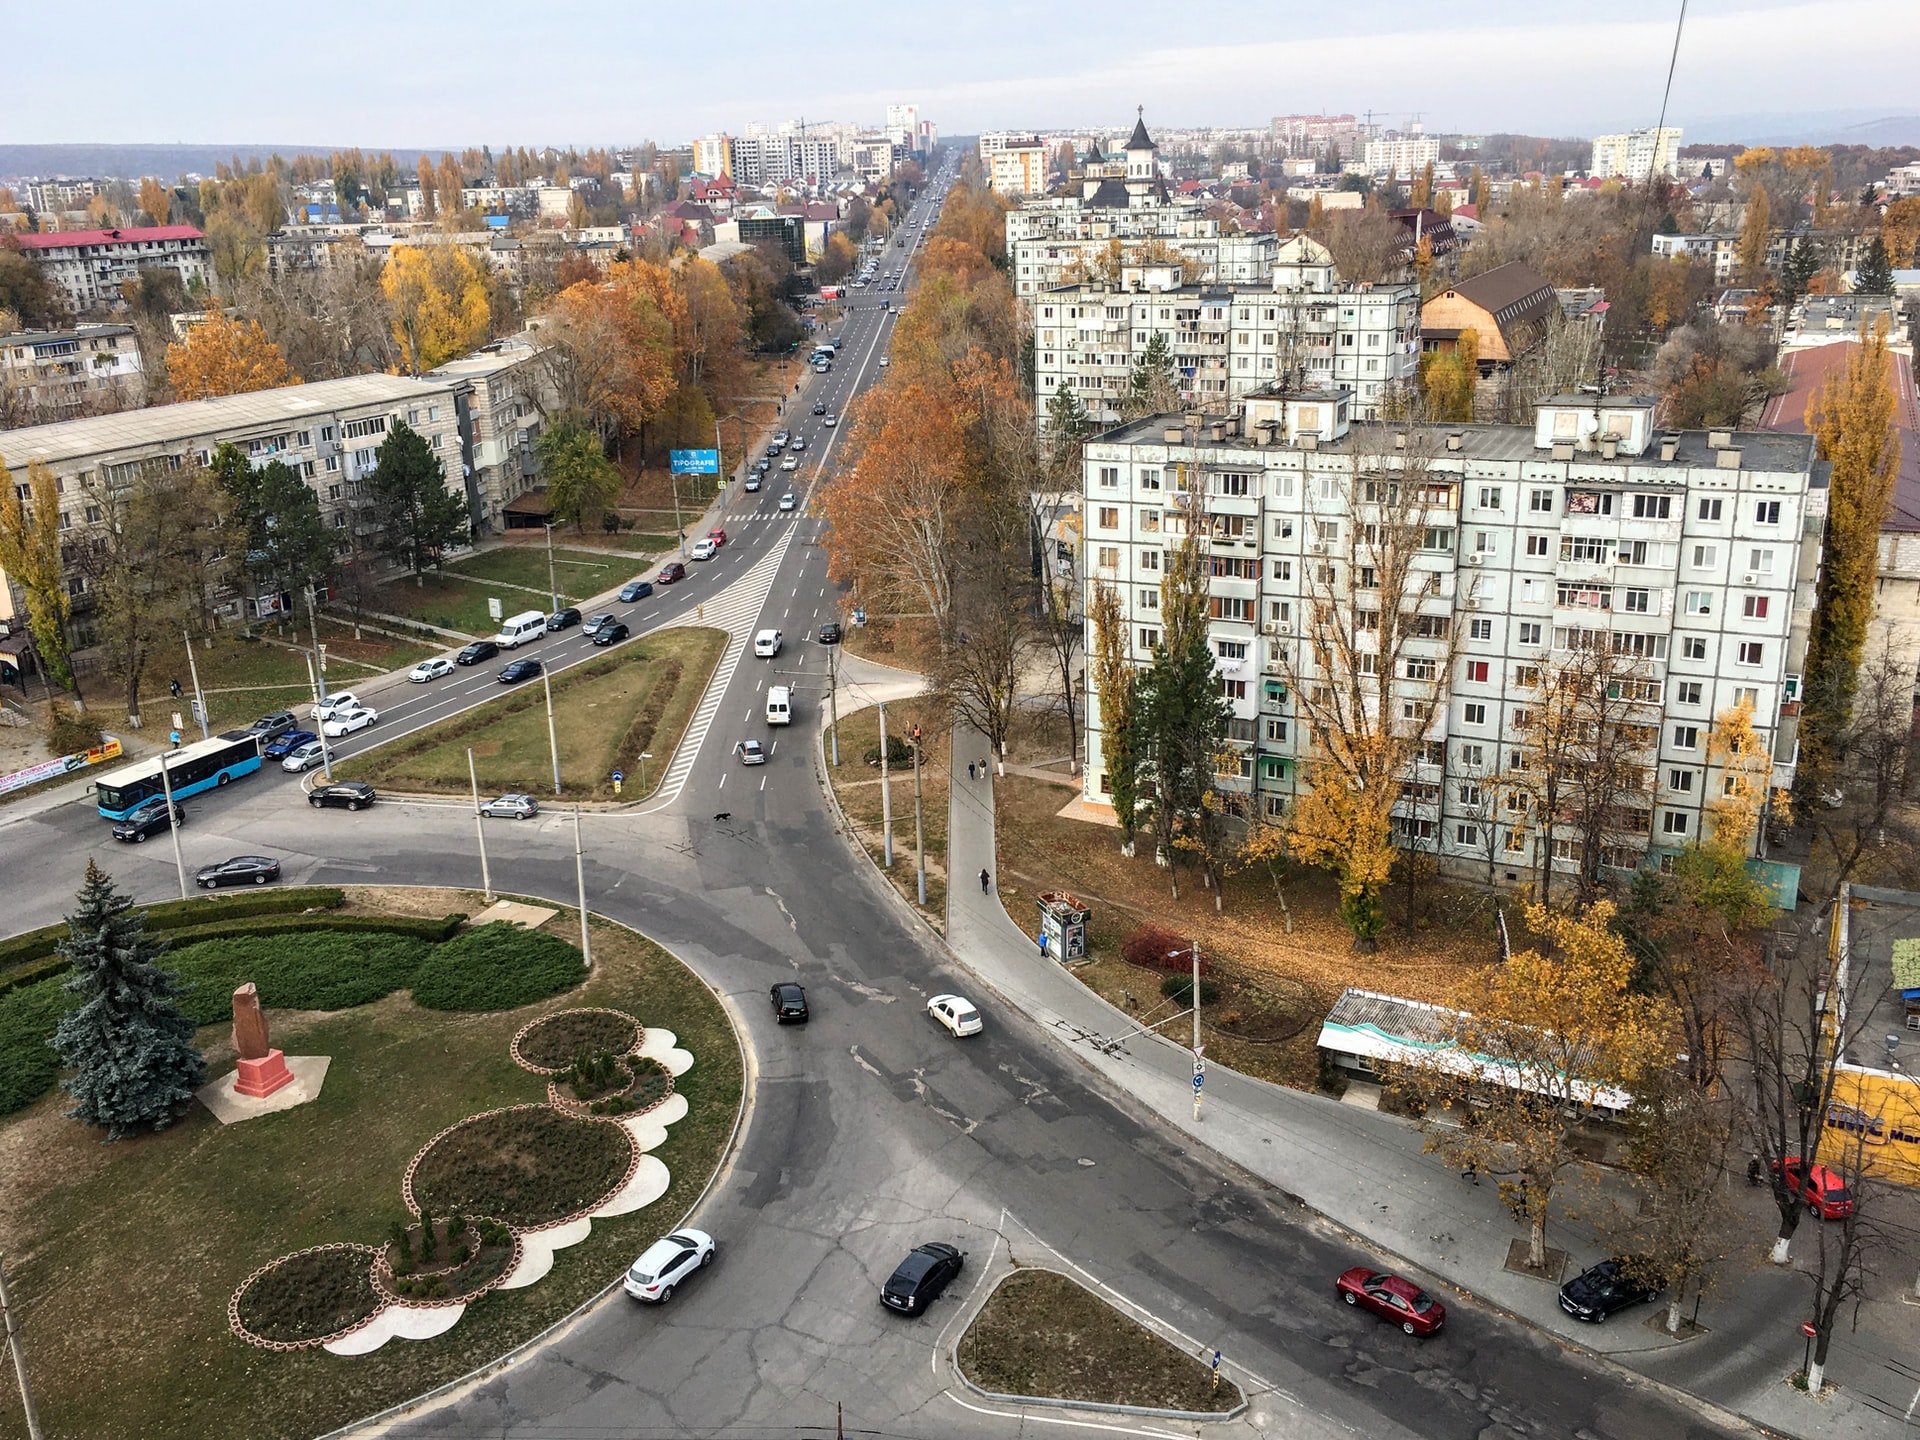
[0,143,455,182]
[1682,112,1920,149]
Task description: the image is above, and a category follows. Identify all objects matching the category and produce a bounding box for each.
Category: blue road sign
[612,771,624,783]
[670,448,720,474]
[1193,1071,1205,1092]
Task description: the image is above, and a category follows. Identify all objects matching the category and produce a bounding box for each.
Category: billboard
[670,449,720,474]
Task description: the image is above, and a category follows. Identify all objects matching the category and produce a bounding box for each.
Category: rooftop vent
[1708,429,1733,449]
[1600,438,1618,460]
[1296,432,1319,451]
[1162,426,1185,444]
[1716,448,1742,470]
[1447,432,1464,452]
[1660,436,1680,462]
[1551,442,1575,461]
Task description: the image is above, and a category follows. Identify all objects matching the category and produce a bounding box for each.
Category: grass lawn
[0,887,742,1440]
[361,571,523,637]
[958,1268,1242,1413]
[826,695,948,928]
[136,626,436,734]
[338,628,725,801]
[446,546,642,603]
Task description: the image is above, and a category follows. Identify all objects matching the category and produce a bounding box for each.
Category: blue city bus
[94,731,263,820]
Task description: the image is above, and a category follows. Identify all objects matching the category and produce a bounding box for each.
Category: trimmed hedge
[0,980,72,1117]
[168,933,433,1026]
[160,912,465,948]
[410,923,586,1012]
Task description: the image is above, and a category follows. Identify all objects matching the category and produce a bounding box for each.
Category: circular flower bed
[512,1008,641,1075]
[405,1105,636,1229]
[373,1214,519,1306]
[1203,974,1317,1045]
[230,1245,384,1350]
[548,1053,674,1117]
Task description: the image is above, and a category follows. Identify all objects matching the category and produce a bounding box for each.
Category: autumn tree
[1089,579,1140,856]
[1318,207,1407,285]
[137,176,172,226]
[1614,1068,1740,1335]
[1883,196,1920,268]
[1737,183,1772,284]
[1797,315,1902,805]
[535,419,622,530]
[1652,318,1784,428]
[165,309,297,400]
[1509,309,1606,417]
[0,241,67,328]
[1410,161,1434,210]
[1418,329,1478,421]
[934,485,1034,777]
[381,243,493,374]
[538,272,677,444]
[1804,645,1920,898]
[362,420,469,580]
[0,454,78,697]
[232,241,396,380]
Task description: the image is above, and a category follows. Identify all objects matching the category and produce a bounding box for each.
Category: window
[1631,493,1672,519]
[1419,740,1446,766]
[1529,488,1555,513]
[1697,497,1723,522]
[1460,742,1485,767]
[1097,466,1119,488]
[1140,511,1160,533]
[319,424,336,443]
[1404,699,1433,722]
[1754,500,1781,525]
[1469,618,1493,641]
[1561,535,1611,564]
[1477,485,1503,509]
[1211,472,1251,496]
[1622,539,1651,565]
[1137,627,1160,649]
[1097,506,1119,529]
[1316,519,1340,542]
[1684,591,1712,615]
[1738,641,1765,665]
[1465,660,1490,683]
[1748,548,1775,574]
[1518,622,1543,646]
[1096,546,1119,569]
[1216,640,1248,660]
[324,455,339,473]
[1139,468,1161,490]
[1414,615,1450,639]
[1422,526,1454,553]
[1566,490,1614,515]
[1692,544,1717,568]
[1661,811,1690,837]
[1395,817,1436,841]
[1743,595,1769,619]
[1505,830,1528,854]
[1675,680,1703,705]
[1271,516,1293,540]
[1138,588,1159,610]
[1404,657,1436,681]
[84,504,101,523]
[1682,636,1708,660]
[1209,596,1255,621]
[1458,781,1484,807]
[1667,769,1695,792]
[1515,664,1540,687]
[1455,823,1482,848]
[1265,718,1289,742]
[1734,684,1759,707]
[1672,725,1699,750]
[1619,587,1649,613]
[1474,530,1495,555]
[1526,533,1550,556]
[1557,582,1612,609]
[1270,559,1292,582]
[1354,609,1380,632]
[1463,702,1488,725]
[1140,550,1160,571]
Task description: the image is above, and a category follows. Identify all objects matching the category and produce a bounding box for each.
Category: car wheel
[347,800,360,812]
[217,772,230,786]
[135,831,147,842]
[700,1250,713,1268]
[1594,1308,1607,1324]
[310,797,322,808]
[658,1285,672,1303]
[200,879,214,888]
[1342,1291,1357,1305]
[1402,1321,1417,1335]
[253,875,268,884]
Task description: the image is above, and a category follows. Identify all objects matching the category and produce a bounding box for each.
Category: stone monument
[230,983,295,1098]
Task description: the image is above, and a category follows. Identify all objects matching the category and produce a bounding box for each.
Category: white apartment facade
[424,331,552,534]
[1079,388,1822,889]
[1591,127,1684,182]
[1034,238,1418,425]
[989,142,1048,198]
[0,324,145,420]
[1364,134,1440,178]
[11,225,214,313]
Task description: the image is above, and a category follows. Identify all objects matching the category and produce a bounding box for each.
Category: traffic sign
[1193,1071,1205,1093]
[1802,1320,1817,1338]
[612,770,624,783]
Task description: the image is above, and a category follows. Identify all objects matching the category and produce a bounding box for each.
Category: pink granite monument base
[234,1048,295,1098]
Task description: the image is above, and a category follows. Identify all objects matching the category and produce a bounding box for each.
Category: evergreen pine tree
[1780,236,1823,310]
[1853,236,1895,296]
[363,420,471,581]
[53,859,205,1140]
[1121,332,1180,420]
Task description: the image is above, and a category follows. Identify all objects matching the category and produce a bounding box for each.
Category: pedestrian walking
[979,867,990,894]
[967,761,976,781]
[1461,1163,1480,1186]
[169,677,182,699]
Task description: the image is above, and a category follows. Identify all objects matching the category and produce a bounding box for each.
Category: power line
[1649,0,1690,183]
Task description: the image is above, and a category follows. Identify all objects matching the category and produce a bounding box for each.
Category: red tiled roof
[1762,342,1920,531]
[8,225,205,249]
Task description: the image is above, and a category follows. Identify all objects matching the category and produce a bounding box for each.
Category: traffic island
[955,1268,1244,1419]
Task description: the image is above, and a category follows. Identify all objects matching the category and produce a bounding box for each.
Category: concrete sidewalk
[941,717,1918,1440]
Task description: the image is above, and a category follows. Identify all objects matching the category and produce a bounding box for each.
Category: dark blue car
[619,579,654,602]
[263,728,317,758]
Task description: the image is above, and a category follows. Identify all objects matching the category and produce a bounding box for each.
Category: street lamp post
[826,639,840,767]
[639,751,653,797]
[572,807,592,968]
[305,652,335,783]
[158,750,188,900]
[181,630,209,740]
[1170,941,1205,1121]
[542,666,562,797]
[543,523,559,613]
[468,747,493,902]
[911,723,926,906]
[878,700,894,867]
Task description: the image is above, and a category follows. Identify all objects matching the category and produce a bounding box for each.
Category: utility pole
[1171,940,1205,1121]
[878,700,893,866]
[0,1252,45,1440]
[181,630,208,740]
[543,523,559,613]
[911,724,926,906]
[572,807,592,968]
[305,652,335,783]
[468,748,493,902]
[670,473,687,561]
[542,665,561,796]
[826,640,840,766]
[157,747,188,901]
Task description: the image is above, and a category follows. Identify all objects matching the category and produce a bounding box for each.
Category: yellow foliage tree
[165,310,298,400]
[137,177,171,226]
[1418,328,1478,421]
[1705,696,1773,858]
[1884,196,1920,268]
[381,244,492,374]
[1737,183,1771,283]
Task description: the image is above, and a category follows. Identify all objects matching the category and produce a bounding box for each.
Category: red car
[1773,1157,1854,1219]
[707,528,727,548]
[657,561,687,584]
[1336,1267,1446,1336]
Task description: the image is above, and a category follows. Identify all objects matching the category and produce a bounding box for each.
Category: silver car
[281,739,327,772]
[478,793,539,819]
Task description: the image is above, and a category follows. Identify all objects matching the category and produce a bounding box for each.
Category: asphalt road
[0,164,1741,1439]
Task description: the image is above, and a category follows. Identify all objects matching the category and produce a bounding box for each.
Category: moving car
[321,706,378,737]
[498,659,543,684]
[457,640,499,666]
[878,357,889,368]
[1335,1267,1446,1336]
[281,739,328,773]
[263,728,316,759]
[111,797,184,843]
[770,981,808,1021]
[927,995,983,1037]
[823,413,838,426]
[880,1243,965,1315]
[619,578,655,603]
[195,855,282,889]
[583,612,618,636]
[690,538,718,561]
[546,607,581,632]
[309,781,377,811]
[772,429,790,445]
[737,738,767,766]
[789,437,806,452]
[657,562,687,584]
[623,1229,715,1303]
[310,691,363,720]
[818,622,842,645]
[1773,1157,1855,1219]
[248,711,298,742]
[592,621,631,647]
[479,793,539,819]
[1558,1259,1662,1323]
[779,456,799,471]
[493,610,548,648]
[743,476,762,492]
[752,457,771,474]
[779,493,798,512]
[812,401,827,415]
[754,629,782,657]
[409,656,455,683]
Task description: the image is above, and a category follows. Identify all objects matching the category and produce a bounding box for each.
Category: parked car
[770,981,808,1022]
[592,621,631,647]
[880,1242,965,1315]
[1335,1267,1446,1336]
[498,659,542,684]
[546,607,581,632]
[248,710,298,742]
[754,629,782,658]
[751,457,771,474]
[410,656,455,683]
[309,781,377,811]
[1773,1157,1855,1219]
[927,994,983,1037]
[707,528,727,548]
[321,706,378,737]
[779,493,798,512]
[772,429,790,445]
[818,622,842,645]
[583,612,618,636]
[456,640,499,666]
[111,797,184,843]
[619,580,654,602]
[310,691,362,720]
[657,562,687,584]
[479,793,539,819]
[263,728,316,759]
[623,1229,715,1303]
[690,538,718,561]
[280,739,328,773]
[1558,1259,1662,1323]
[878,357,889,368]
[737,739,767,766]
[195,855,282,889]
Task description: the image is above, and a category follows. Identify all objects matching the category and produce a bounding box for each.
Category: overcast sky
[11,0,1918,146]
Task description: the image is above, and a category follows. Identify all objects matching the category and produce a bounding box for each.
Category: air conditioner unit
[1309,542,1327,554]
[1742,572,1757,584]
[1466,597,1482,609]
[1466,552,1485,566]
[1277,622,1293,636]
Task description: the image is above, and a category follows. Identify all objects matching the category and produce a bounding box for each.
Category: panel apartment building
[10,226,214,314]
[1034,236,1418,425]
[1079,387,1823,890]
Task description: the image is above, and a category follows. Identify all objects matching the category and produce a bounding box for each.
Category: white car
[744,476,762,492]
[928,994,983,1038]
[409,657,454,683]
[823,414,838,427]
[624,1228,715,1302]
[280,739,327,773]
[690,537,719,561]
[754,629,783,658]
[736,739,766,766]
[779,456,799,471]
[310,691,362,720]
[878,357,889,368]
[778,493,798,512]
[321,706,378,737]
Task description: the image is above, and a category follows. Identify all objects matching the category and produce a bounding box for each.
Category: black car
[771,983,809,1024]
[248,710,298,742]
[457,640,499,665]
[1558,1259,1662,1323]
[263,728,317,759]
[499,658,543,684]
[880,1242,965,1315]
[111,797,184,843]
[546,607,581,632]
[818,622,842,645]
[309,781,377,811]
[591,621,631,647]
[195,855,282,889]
[812,401,827,415]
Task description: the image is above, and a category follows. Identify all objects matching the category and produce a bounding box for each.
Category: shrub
[0,887,346,985]
[516,1010,638,1070]
[45,703,102,756]
[0,978,73,1116]
[166,932,431,1025]
[410,1107,631,1227]
[410,922,585,1012]
[234,1247,382,1345]
[1121,922,1208,974]
[1159,974,1220,1007]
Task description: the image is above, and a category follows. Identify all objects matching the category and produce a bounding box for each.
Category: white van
[766,685,792,726]
[493,610,547,648]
